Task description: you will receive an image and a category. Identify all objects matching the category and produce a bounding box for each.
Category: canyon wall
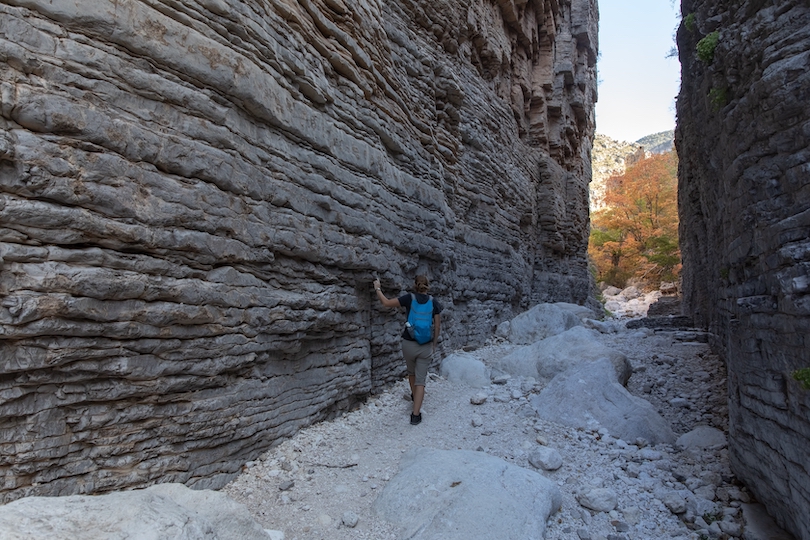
[0,0,598,499]
[676,1,810,537]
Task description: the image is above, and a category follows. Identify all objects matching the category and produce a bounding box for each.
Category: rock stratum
[677,0,810,538]
[0,0,598,500]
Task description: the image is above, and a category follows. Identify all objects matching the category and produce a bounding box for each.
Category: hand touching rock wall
[0,0,597,499]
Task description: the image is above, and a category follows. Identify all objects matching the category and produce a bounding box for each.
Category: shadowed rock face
[677,1,810,537]
[0,0,597,499]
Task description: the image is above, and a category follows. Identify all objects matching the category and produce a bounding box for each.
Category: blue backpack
[408,293,434,344]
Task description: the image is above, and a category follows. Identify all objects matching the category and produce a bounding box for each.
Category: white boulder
[506,303,582,345]
[0,483,271,540]
[497,326,632,385]
[675,426,727,450]
[530,358,676,445]
[577,488,618,512]
[373,448,561,540]
[440,352,490,388]
[528,446,563,471]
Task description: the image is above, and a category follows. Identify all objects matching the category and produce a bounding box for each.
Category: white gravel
[222,325,750,540]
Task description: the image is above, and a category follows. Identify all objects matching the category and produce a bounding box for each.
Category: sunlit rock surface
[0,0,597,499]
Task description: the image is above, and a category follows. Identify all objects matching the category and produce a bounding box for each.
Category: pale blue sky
[595,0,682,143]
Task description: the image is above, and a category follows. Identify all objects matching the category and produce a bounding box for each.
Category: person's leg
[412,385,425,415]
[403,339,417,394]
[411,343,431,417]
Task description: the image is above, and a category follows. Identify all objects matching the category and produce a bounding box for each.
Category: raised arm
[373,279,401,308]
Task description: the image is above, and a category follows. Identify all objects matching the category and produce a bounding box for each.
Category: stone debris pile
[217,302,790,540]
[0,301,795,540]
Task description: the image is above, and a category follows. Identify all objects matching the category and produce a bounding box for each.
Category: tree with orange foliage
[589,150,680,288]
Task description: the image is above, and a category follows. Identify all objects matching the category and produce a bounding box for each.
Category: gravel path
[222,325,750,540]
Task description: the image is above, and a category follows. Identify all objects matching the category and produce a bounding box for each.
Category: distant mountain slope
[635,130,674,154]
[590,130,675,210]
[590,133,643,210]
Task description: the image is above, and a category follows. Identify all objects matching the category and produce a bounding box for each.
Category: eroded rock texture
[0,0,598,499]
[677,1,810,537]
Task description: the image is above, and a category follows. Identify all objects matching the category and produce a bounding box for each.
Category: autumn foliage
[589,150,681,289]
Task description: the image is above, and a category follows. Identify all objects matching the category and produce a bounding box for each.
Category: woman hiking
[373,275,443,425]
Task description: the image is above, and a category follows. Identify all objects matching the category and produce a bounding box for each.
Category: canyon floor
[221,310,761,540]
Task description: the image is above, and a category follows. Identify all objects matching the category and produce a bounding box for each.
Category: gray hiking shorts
[401,338,432,386]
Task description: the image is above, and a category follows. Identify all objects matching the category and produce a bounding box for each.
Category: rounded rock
[578,488,618,512]
[528,446,563,471]
[342,511,359,528]
[661,491,687,514]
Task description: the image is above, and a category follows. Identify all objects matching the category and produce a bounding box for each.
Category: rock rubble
[1,300,794,540]
[219,322,766,540]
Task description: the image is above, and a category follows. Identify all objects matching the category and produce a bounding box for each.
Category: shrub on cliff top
[684,13,696,33]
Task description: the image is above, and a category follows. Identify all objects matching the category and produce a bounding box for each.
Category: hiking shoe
[410,413,422,425]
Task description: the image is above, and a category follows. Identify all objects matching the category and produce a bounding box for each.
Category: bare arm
[432,313,441,347]
[373,279,401,308]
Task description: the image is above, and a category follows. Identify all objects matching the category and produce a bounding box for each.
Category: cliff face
[676,1,810,537]
[590,133,644,211]
[0,0,598,499]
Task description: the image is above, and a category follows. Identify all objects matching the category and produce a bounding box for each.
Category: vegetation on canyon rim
[589,151,680,289]
[696,31,720,64]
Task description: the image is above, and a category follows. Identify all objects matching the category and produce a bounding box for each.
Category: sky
[595,0,682,143]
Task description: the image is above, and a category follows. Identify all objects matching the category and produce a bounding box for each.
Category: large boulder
[0,483,271,540]
[496,326,632,385]
[373,448,561,540]
[530,358,676,445]
[506,303,583,345]
[440,352,490,388]
[553,302,598,321]
[676,426,727,451]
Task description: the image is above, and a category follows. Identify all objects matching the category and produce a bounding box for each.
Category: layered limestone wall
[676,1,810,537]
[0,0,598,499]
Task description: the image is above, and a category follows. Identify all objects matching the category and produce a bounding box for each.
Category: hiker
[373,275,443,425]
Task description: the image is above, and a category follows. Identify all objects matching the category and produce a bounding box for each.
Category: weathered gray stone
[0,483,269,540]
[528,446,563,471]
[662,491,688,514]
[498,326,632,384]
[577,488,618,513]
[531,358,676,445]
[439,352,490,388]
[740,503,796,540]
[342,511,359,528]
[373,448,561,540]
[676,426,727,450]
[506,303,583,345]
[718,517,741,538]
[677,2,810,537]
[0,0,598,500]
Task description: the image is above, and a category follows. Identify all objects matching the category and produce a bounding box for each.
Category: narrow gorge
[0,0,597,501]
[1,0,808,538]
[677,1,810,538]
